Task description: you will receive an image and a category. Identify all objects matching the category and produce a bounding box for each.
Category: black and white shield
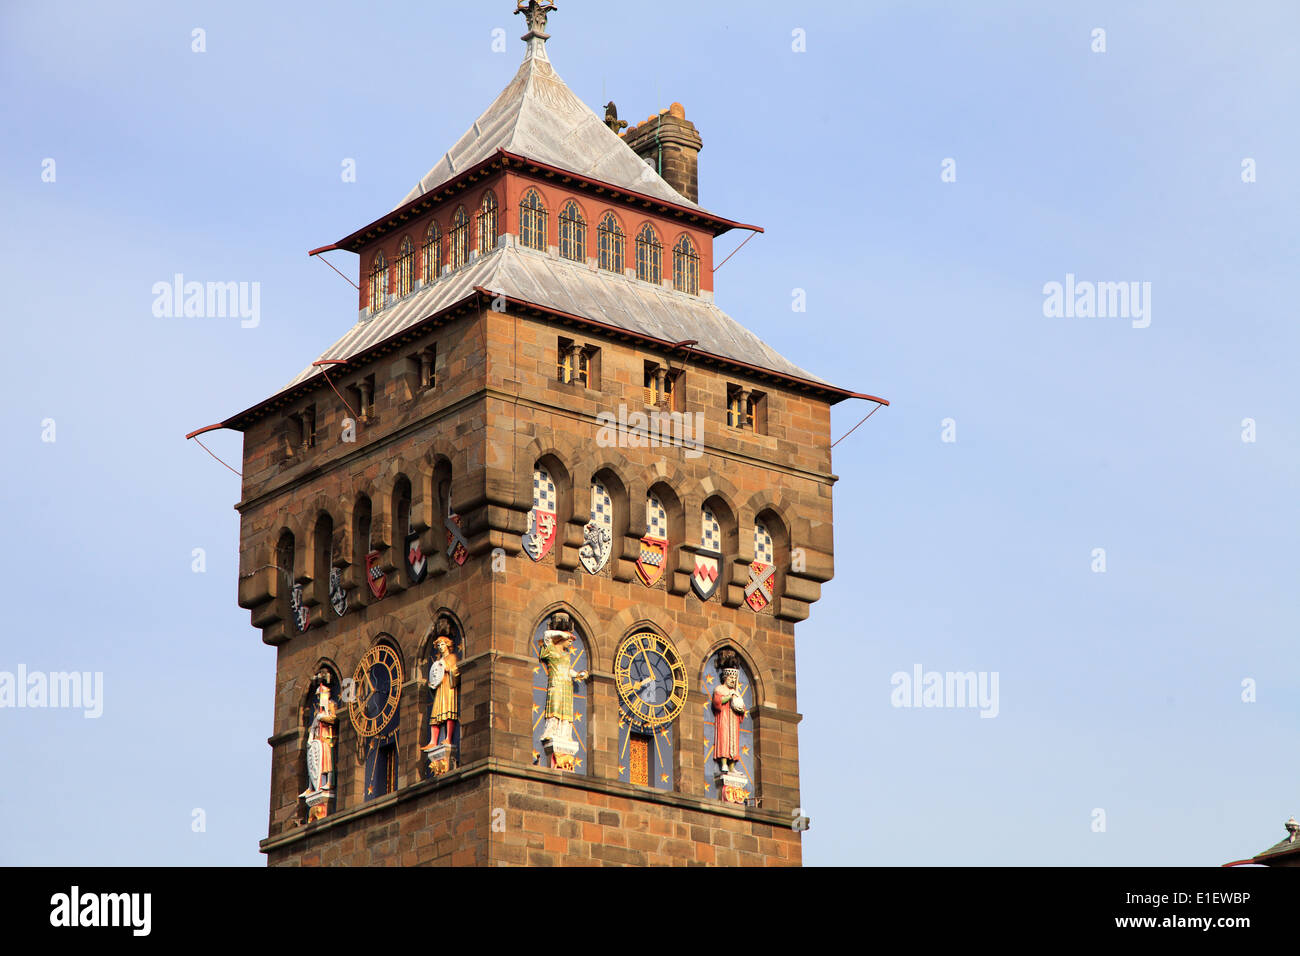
[329,567,347,617]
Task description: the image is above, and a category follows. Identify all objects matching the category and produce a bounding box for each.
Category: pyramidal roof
[396,35,702,213]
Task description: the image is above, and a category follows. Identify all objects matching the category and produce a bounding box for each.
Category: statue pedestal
[715,770,750,805]
[304,789,331,823]
[543,736,579,772]
[425,741,456,776]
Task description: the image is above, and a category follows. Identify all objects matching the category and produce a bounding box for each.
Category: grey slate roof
[283,240,826,391]
[396,41,702,213]
[1254,834,1300,862]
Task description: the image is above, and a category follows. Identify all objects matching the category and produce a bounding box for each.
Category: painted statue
[420,616,460,773]
[302,671,337,816]
[711,653,747,773]
[538,612,588,768]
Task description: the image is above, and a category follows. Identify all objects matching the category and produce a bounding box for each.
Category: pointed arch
[519,188,547,251]
[635,223,662,284]
[368,251,387,311]
[450,206,470,269]
[558,199,586,262]
[396,235,415,296]
[422,219,442,283]
[672,233,699,295]
[597,212,625,273]
[478,190,499,255]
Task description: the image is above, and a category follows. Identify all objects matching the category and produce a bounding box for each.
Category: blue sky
[1,0,1296,866]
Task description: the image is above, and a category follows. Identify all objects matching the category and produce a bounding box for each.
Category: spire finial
[515,1,557,56]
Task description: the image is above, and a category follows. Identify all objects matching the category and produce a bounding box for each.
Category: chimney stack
[622,103,703,204]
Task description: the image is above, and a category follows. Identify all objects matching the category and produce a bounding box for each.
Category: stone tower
[223,1,885,866]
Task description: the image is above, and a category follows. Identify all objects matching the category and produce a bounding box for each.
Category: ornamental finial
[516,1,557,54]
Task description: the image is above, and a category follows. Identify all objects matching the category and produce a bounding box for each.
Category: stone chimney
[622,103,703,204]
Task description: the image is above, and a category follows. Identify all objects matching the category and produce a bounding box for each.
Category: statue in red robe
[711,653,746,773]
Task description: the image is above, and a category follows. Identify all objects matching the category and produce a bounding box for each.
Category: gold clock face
[349,643,404,738]
[615,631,688,728]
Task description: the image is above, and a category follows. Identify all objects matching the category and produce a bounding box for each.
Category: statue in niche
[302,671,337,821]
[711,651,748,774]
[537,611,588,770]
[420,616,461,775]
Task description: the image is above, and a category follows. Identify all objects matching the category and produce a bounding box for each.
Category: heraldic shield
[745,520,775,611]
[445,511,469,566]
[579,481,613,574]
[691,506,723,601]
[290,582,310,632]
[328,567,347,617]
[365,550,387,600]
[405,530,427,584]
[522,467,558,561]
[636,494,669,587]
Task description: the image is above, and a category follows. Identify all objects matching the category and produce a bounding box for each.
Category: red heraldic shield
[445,512,469,567]
[521,509,556,562]
[365,550,387,600]
[522,467,559,562]
[745,562,774,611]
[636,537,668,587]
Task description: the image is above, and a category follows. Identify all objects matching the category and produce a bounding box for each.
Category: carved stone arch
[693,479,740,548]
[363,614,418,677]
[514,586,603,665]
[427,453,457,520]
[389,454,432,532]
[514,432,586,512]
[696,625,771,708]
[302,493,338,585]
[739,492,798,560]
[698,471,742,513]
[372,468,414,553]
[626,456,688,507]
[343,483,379,567]
[582,457,632,542]
[567,442,605,491]
[605,604,691,672]
[423,591,472,647]
[272,526,302,596]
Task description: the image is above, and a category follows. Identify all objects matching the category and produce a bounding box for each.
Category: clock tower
[222,1,886,866]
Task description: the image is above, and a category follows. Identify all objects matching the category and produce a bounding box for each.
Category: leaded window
[597,213,625,273]
[422,222,442,283]
[368,253,386,312]
[636,224,662,284]
[519,189,547,251]
[478,191,499,255]
[396,236,414,297]
[558,201,586,262]
[672,235,699,295]
[450,207,470,270]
